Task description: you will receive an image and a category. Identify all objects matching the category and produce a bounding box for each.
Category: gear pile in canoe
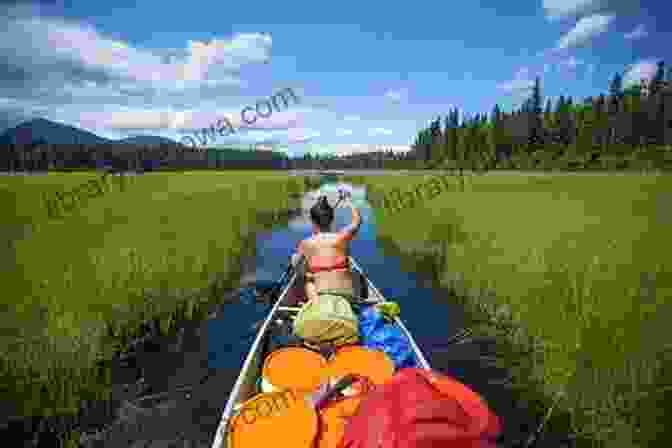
[211,257,502,448]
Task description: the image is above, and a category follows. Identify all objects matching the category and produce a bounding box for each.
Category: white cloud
[335,128,353,136]
[623,59,659,87]
[368,127,393,136]
[75,106,301,132]
[0,10,423,147]
[544,0,598,18]
[542,0,636,20]
[384,88,408,103]
[624,24,647,40]
[0,11,280,140]
[0,14,270,91]
[556,14,615,50]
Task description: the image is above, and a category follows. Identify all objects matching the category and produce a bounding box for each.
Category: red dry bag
[339,368,501,448]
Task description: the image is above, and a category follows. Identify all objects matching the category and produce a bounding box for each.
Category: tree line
[407,60,672,171]
[0,140,416,172]
[0,142,291,172]
[286,149,415,170]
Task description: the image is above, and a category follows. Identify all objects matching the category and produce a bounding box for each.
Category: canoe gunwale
[209,270,298,448]
[349,257,431,371]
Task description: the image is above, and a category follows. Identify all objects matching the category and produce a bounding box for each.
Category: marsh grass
[0,172,310,430]
[353,172,672,447]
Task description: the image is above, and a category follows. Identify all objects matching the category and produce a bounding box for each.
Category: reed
[0,172,310,426]
[352,172,672,447]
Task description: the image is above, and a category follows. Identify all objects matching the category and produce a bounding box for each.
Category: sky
[0,0,670,157]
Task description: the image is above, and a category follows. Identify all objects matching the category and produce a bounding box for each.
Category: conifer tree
[650,61,666,96]
[609,73,623,98]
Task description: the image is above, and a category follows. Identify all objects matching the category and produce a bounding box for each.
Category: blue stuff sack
[357,305,417,369]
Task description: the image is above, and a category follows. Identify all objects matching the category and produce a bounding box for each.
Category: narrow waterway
[73,179,573,448]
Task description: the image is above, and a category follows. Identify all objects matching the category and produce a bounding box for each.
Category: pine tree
[650,61,666,96]
[527,77,544,150]
[556,96,573,146]
[607,87,621,146]
[480,105,499,168]
[443,115,451,156]
[449,108,459,162]
[594,94,608,151]
[532,77,543,115]
[543,98,553,134]
[609,73,623,98]
[624,82,642,97]
[429,117,442,163]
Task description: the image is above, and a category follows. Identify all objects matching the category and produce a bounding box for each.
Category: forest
[408,61,672,172]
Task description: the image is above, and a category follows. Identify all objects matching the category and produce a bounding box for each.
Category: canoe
[209,257,431,448]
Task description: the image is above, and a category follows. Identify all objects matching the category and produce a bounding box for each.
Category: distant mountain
[118,135,178,146]
[0,118,112,145]
[0,118,185,147]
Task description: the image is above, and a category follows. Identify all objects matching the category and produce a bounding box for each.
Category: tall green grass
[352,172,672,446]
[0,171,312,422]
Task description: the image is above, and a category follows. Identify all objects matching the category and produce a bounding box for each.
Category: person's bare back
[296,190,361,301]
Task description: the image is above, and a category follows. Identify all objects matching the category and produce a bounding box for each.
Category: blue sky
[0,0,669,157]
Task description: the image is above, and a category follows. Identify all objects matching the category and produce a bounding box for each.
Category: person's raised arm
[335,194,361,244]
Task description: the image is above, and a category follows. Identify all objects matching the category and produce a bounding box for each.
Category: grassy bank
[0,171,317,428]
[349,172,672,447]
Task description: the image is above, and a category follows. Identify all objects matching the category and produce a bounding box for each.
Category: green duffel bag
[293,293,360,347]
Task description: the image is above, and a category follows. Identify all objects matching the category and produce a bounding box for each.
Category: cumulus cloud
[544,0,600,18]
[0,14,270,93]
[624,24,647,40]
[74,106,301,134]
[335,128,353,136]
[342,115,361,122]
[623,59,659,87]
[0,9,277,139]
[543,0,640,20]
[556,14,615,50]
